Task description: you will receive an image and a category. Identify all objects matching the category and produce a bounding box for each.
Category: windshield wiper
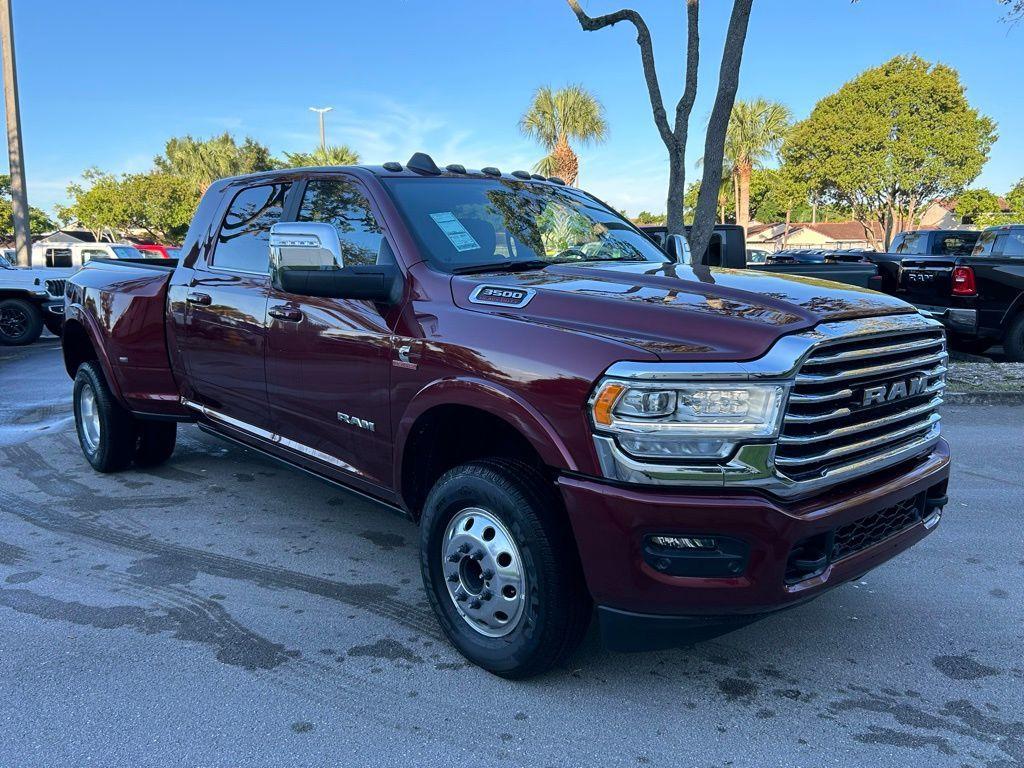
[451,259,552,275]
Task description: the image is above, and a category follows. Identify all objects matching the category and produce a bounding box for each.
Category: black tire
[134,421,177,467]
[1004,314,1024,362]
[0,297,43,346]
[43,315,64,338]
[73,361,137,473]
[420,459,591,679]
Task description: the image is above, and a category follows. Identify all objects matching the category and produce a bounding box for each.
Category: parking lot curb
[945,391,1024,405]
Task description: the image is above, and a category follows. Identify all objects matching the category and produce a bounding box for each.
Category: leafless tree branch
[566,0,674,148]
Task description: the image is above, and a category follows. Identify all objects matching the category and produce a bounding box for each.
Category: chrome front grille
[776,325,946,483]
[44,278,67,298]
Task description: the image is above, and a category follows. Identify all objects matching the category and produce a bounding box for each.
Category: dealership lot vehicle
[896,225,1024,358]
[0,340,1019,768]
[0,251,73,344]
[63,155,950,678]
[134,243,182,259]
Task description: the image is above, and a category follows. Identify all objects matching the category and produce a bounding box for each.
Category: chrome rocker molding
[181,398,364,478]
[592,313,946,498]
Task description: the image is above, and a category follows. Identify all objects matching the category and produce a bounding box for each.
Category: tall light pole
[0,0,30,267]
[309,106,333,152]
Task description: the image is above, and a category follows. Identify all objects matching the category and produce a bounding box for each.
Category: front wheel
[73,361,137,472]
[0,298,43,346]
[420,459,591,679]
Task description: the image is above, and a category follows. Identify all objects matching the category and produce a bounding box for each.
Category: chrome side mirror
[269,221,344,272]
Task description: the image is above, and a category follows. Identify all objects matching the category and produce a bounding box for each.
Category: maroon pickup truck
[61,153,951,678]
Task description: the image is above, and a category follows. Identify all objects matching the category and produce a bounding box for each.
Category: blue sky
[4,0,1021,217]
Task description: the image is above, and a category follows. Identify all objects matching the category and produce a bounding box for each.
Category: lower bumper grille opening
[785,493,928,584]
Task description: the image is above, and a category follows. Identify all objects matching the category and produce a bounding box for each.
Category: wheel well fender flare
[394,377,578,488]
[62,306,128,408]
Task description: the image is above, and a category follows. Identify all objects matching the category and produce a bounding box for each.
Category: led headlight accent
[591,380,787,460]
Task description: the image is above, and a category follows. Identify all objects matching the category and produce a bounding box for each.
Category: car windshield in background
[167,248,181,259]
[0,253,12,269]
[382,177,668,274]
[112,245,144,259]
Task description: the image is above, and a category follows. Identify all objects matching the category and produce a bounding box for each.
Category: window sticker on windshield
[429,212,480,252]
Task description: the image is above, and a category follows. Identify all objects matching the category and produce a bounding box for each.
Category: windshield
[112,245,144,259]
[382,177,668,273]
[0,252,12,269]
[167,247,181,259]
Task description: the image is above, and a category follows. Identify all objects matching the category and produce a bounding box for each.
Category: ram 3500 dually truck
[62,154,951,678]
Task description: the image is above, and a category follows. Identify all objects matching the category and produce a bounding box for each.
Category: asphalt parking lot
[1,339,1021,768]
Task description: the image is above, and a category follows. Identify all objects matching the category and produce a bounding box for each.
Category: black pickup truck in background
[639,225,881,289]
[896,225,1024,358]
[869,229,979,294]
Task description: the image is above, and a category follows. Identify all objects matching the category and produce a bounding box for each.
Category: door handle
[268,305,303,322]
[186,291,211,306]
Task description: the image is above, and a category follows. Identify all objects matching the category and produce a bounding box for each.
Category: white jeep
[0,250,75,345]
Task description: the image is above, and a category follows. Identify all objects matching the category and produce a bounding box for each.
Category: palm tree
[520,85,608,185]
[724,99,791,231]
[281,145,360,168]
[154,133,275,195]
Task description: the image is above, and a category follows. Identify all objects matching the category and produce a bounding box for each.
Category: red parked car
[61,154,951,678]
[134,243,181,259]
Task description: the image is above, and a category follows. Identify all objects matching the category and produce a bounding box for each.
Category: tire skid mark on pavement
[0,538,29,565]
[0,487,442,640]
[1,443,192,515]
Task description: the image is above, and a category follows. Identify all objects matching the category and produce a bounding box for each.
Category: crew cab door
[265,175,396,488]
[180,181,292,429]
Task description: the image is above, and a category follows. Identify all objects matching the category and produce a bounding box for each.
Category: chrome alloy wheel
[78,383,101,455]
[442,507,527,637]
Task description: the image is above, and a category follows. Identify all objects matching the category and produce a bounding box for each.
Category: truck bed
[63,259,185,417]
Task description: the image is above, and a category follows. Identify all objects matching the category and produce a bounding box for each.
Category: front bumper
[914,304,977,336]
[559,440,950,651]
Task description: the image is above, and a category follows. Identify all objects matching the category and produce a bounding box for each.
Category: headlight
[590,381,786,460]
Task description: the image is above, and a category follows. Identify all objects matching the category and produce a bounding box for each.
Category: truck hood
[452,261,916,361]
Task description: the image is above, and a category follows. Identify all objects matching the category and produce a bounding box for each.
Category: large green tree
[58,169,195,243]
[154,133,275,195]
[783,55,996,249]
[280,144,360,168]
[724,98,791,231]
[0,175,55,236]
[520,84,608,185]
[955,188,1006,227]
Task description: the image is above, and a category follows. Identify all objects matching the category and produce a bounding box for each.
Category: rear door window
[1003,231,1024,257]
[213,183,290,274]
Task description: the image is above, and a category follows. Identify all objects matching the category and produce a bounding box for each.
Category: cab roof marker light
[547,176,566,185]
[481,166,502,177]
[445,164,467,174]
[382,161,402,172]
[511,170,532,179]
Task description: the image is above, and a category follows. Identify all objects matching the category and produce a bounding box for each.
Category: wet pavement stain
[0,487,440,639]
[359,530,406,551]
[126,555,200,587]
[717,677,759,701]
[0,586,292,671]
[347,638,423,664]
[4,571,41,584]
[0,539,28,566]
[932,655,1001,681]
